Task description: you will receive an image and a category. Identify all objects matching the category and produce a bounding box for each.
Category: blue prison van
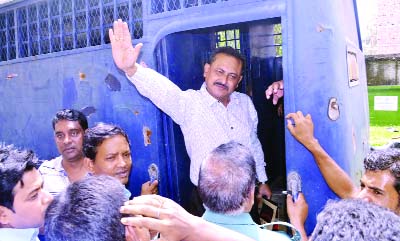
[0,0,369,234]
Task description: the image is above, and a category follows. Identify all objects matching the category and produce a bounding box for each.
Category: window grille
[0,11,16,61]
[0,0,143,62]
[274,23,282,57]
[151,0,227,14]
[216,29,241,50]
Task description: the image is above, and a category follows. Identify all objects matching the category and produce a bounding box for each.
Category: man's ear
[0,206,13,226]
[203,63,210,78]
[85,158,95,174]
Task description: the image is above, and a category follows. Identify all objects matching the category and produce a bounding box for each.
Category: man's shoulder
[0,228,39,241]
[232,91,253,102]
[258,229,291,241]
[38,156,62,172]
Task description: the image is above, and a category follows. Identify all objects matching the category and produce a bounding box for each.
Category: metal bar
[72,0,76,49]
[100,0,104,44]
[85,0,89,47]
[128,0,133,38]
[60,0,64,51]
[13,10,18,59]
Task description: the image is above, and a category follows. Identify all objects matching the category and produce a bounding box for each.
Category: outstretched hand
[109,19,142,77]
[265,80,284,105]
[120,195,194,241]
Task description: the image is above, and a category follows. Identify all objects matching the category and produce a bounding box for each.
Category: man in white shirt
[0,145,53,241]
[109,20,271,215]
[39,109,89,196]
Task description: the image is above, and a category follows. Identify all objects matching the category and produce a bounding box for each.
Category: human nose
[357,189,372,202]
[42,190,54,205]
[63,134,72,144]
[116,155,128,167]
[220,74,229,84]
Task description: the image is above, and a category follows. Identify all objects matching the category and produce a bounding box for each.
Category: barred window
[274,23,282,57]
[0,11,16,61]
[0,0,143,62]
[151,0,226,14]
[216,29,241,50]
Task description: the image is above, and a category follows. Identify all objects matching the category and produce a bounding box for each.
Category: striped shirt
[128,65,268,186]
[38,156,70,197]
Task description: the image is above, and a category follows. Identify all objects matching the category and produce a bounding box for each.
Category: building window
[216,29,241,50]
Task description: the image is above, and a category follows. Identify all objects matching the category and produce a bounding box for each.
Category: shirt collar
[202,209,255,225]
[54,156,64,171]
[200,82,239,107]
[0,228,39,241]
[54,156,68,177]
[124,187,132,200]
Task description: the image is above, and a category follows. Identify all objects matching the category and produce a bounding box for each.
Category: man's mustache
[213,82,228,90]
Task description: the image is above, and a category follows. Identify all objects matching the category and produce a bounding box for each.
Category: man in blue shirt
[198,141,290,241]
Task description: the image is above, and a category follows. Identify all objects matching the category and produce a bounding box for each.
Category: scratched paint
[80,106,96,117]
[6,73,18,80]
[104,73,121,91]
[143,126,152,146]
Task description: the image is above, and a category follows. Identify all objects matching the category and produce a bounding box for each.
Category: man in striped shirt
[39,109,89,196]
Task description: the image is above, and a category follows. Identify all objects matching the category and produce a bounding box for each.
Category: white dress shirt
[128,64,268,186]
[0,228,39,241]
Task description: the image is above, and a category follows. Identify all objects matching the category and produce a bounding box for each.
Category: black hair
[83,123,130,161]
[364,148,400,204]
[52,109,88,131]
[0,145,38,210]
[209,46,246,73]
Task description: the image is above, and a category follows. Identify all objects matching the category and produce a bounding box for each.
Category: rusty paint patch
[79,72,86,80]
[134,110,139,115]
[143,126,152,146]
[6,73,18,80]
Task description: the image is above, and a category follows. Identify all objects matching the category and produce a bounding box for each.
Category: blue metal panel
[0,47,167,198]
[0,0,369,235]
[284,0,368,233]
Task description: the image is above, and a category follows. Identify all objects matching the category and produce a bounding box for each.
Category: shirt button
[231,126,234,130]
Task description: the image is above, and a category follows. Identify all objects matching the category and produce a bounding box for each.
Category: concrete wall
[366,54,400,85]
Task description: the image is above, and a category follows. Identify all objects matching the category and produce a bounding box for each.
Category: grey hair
[45,175,126,241]
[198,141,256,215]
[310,199,400,241]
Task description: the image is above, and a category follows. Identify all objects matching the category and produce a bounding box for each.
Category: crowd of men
[0,19,399,241]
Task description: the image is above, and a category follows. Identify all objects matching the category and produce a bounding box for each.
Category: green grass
[370,126,400,146]
[368,85,400,146]
[368,85,400,126]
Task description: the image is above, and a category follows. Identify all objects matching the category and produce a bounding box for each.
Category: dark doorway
[154,18,286,211]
